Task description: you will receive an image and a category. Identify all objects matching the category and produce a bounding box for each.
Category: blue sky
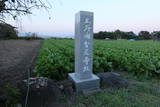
[9,0,160,36]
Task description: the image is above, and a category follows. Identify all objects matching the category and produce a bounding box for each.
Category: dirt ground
[0,40,42,88]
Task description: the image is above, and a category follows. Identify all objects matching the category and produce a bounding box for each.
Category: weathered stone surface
[0,94,7,102]
[57,79,74,96]
[19,77,62,107]
[97,72,129,89]
[69,11,100,93]
[74,11,94,79]
[69,73,100,93]
[0,94,7,107]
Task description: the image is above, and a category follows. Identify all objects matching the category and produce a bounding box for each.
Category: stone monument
[69,11,100,93]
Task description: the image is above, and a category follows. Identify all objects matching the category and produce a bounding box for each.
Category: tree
[0,0,51,22]
[138,31,152,40]
[114,30,121,39]
[123,31,137,39]
[151,31,160,41]
[94,30,137,40]
[0,23,18,39]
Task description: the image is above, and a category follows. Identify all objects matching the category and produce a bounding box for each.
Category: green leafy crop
[35,39,160,80]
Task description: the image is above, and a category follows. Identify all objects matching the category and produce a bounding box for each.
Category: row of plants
[35,39,160,80]
[94,40,160,79]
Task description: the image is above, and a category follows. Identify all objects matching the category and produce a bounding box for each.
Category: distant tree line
[94,30,160,40]
[0,23,43,40]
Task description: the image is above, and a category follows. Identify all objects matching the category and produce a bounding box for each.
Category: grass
[73,87,160,107]
[70,73,160,107]
[0,84,21,107]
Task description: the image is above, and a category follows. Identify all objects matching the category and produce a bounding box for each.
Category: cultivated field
[34,39,160,107]
[36,39,160,80]
[0,39,160,107]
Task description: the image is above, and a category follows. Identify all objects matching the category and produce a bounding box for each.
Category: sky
[8,0,160,36]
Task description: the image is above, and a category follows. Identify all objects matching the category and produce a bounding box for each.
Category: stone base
[68,73,100,93]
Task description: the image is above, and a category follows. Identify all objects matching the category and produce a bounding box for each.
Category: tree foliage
[94,30,137,40]
[94,30,160,40]
[0,23,18,39]
[0,0,51,21]
[138,31,152,40]
[151,31,160,41]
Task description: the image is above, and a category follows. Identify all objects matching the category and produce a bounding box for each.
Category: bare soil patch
[0,40,42,88]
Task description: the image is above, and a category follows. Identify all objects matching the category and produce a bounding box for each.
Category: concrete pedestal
[69,73,100,93]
